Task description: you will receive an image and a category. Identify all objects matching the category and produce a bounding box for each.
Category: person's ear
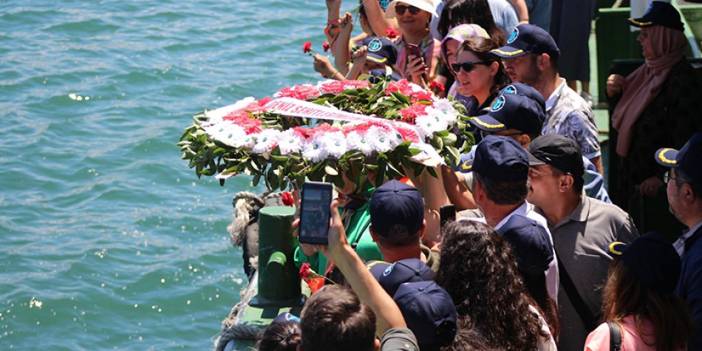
[489,61,499,76]
[374,337,381,351]
[369,226,379,243]
[682,183,696,204]
[537,53,550,71]
[419,219,427,239]
[560,174,574,192]
[515,133,531,147]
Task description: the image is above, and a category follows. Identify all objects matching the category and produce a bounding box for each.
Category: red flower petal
[303,41,312,53]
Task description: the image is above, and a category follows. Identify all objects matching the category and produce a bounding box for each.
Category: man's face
[502,54,540,85]
[666,169,685,222]
[527,164,562,207]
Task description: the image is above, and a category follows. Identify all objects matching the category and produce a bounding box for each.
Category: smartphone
[406,43,423,61]
[439,204,456,228]
[298,181,333,245]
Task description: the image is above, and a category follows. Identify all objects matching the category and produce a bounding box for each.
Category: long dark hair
[521,272,560,341]
[602,260,693,351]
[436,220,548,350]
[437,0,505,44]
[457,37,510,95]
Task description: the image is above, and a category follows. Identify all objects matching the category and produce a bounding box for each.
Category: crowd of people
[250,1,702,350]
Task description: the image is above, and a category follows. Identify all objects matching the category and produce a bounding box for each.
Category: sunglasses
[451,61,490,73]
[395,4,421,15]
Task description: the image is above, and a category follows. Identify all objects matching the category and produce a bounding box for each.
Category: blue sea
[0,1,348,349]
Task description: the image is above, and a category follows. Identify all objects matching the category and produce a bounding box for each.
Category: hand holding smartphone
[298,181,333,245]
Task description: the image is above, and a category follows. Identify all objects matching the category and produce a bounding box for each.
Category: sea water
[0,1,345,349]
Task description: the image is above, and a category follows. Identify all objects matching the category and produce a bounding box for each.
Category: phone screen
[299,182,333,245]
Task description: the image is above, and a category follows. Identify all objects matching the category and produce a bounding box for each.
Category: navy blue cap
[500,83,545,108]
[528,134,585,177]
[455,149,475,174]
[498,215,553,276]
[609,232,681,294]
[359,36,398,65]
[370,180,424,237]
[492,24,560,60]
[629,1,684,32]
[472,135,529,182]
[393,281,458,348]
[369,258,434,296]
[470,93,546,137]
[655,133,702,186]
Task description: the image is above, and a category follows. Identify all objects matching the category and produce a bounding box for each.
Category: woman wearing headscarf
[607,1,702,234]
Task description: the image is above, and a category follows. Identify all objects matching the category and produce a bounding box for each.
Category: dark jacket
[677,224,702,350]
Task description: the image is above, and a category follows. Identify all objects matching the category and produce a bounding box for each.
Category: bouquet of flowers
[178,79,474,193]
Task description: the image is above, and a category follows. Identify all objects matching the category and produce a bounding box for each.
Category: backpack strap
[608,321,622,351]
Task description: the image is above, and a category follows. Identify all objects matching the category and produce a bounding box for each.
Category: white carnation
[206,123,250,148]
[416,114,449,138]
[252,129,281,154]
[278,129,304,155]
[427,99,459,125]
[346,131,374,156]
[367,126,400,153]
[318,131,348,159]
[302,138,329,162]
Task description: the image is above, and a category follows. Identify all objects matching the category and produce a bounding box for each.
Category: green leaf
[427,166,438,178]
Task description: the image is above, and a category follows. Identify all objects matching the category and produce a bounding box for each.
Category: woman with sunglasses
[386,0,440,87]
[451,36,509,116]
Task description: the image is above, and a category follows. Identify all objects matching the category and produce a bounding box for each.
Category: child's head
[257,313,301,351]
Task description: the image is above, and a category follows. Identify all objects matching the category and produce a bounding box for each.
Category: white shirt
[674,221,702,256]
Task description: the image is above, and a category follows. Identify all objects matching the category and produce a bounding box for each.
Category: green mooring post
[251,206,302,307]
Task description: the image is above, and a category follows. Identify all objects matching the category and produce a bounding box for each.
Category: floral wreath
[179,79,475,193]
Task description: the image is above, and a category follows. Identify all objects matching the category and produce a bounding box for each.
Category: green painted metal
[252,206,303,307]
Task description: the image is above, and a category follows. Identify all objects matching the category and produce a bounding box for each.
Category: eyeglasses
[664,171,677,184]
[395,4,421,16]
[451,61,490,73]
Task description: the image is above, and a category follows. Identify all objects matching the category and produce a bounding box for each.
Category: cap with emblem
[473,135,529,182]
[359,36,398,65]
[491,24,560,60]
[369,258,434,296]
[528,134,585,177]
[654,132,702,186]
[629,1,684,32]
[499,82,545,107]
[469,92,545,137]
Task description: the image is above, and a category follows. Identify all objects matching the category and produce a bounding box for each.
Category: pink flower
[396,126,421,143]
[303,41,312,54]
[222,111,263,134]
[318,80,370,95]
[399,104,428,124]
[275,84,321,101]
[322,41,331,52]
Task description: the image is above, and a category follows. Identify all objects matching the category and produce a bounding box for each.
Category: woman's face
[444,39,460,68]
[395,3,431,35]
[638,27,655,60]
[454,49,496,97]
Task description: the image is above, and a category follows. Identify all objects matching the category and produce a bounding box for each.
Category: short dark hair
[300,285,376,351]
[372,223,421,248]
[437,0,505,44]
[474,172,527,205]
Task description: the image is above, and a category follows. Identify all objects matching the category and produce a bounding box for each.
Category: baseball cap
[370,180,424,237]
[491,24,560,60]
[528,134,585,177]
[359,36,398,65]
[500,83,545,108]
[499,215,554,276]
[629,1,684,32]
[469,93,545,137]
[472,135,529,182]
[608,232,681,294]
[393,281,458,348]
[369,258,435,296]
[386,0,437,18]
[654,132,702,186]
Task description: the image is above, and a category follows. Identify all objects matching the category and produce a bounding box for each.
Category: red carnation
[322,41,331,52]
[303,41,313,54]
[399,104,428,124]
[281,192,294,206]
[299,263,314,280]
[299,263,326,294]
[429,81,445,93]
[385,27,400,39]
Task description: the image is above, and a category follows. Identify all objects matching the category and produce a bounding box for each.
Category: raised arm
[323,200,407,335]
[361,0,393,36]
[508,0,529,23]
